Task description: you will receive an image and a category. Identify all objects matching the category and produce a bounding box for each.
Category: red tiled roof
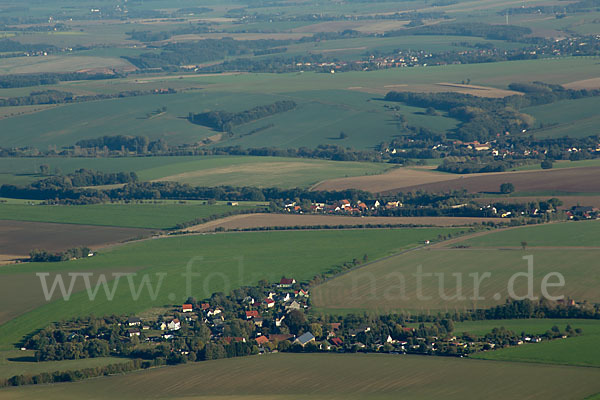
[280,278,295,285]
[182,304,193,310]
[245,310,260,318]
[255,336,269,344]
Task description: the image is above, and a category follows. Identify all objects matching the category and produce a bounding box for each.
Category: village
[23,277,584,366]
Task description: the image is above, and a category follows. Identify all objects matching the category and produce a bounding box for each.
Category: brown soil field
[351,82,521,98]
[4,353,600,400]
[473,196,600,209]
[389,166,600,195]
[311,167,459,192]
[0,220,153,258]
[183,213,503,232]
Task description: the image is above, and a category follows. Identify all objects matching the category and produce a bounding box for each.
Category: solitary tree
[521,241,528,250]
[541,159,554,170]
[500,182,515,194]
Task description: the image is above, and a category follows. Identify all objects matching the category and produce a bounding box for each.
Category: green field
[0,155,390,188]
[0,350,127,380]
[2,353,600,400]
[0,88,458,150]
[524,96,600,139]
[459,220,600,248]
[455,318,600,336]
[0,228,459,349]
[312,248,600,313]
[1,57,599,150]
[470,320,600,368]
[0,202,261,229]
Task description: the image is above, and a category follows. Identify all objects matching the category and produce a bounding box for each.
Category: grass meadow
[469,320,600,368]
[0,350,127,380]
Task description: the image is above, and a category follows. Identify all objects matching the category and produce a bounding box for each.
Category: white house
[168,319,181,331]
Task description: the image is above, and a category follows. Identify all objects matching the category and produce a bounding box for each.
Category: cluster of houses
[390,138,600,159]
[284,199,401,214]
[125,277,316,349]
[566,206,599,220]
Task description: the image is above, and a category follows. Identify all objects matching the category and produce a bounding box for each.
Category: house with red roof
[255,336,269,345]
[263,298,275,308]
[245,310,260,319]
[182,304,193,313]
[278,277,296,288]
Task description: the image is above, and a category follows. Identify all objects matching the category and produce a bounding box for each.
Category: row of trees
[0,72,118,89]
[0,88,175,108]
[189,100,297,132]
[0,359,147,388]
[29,247,91,262]
[35,168,138,188]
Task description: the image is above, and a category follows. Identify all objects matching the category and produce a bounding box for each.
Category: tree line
[29,247,91,262]
[0,72,119,89]
[36,168,138,188]
[0,88,176,108]
[188,100,297,132]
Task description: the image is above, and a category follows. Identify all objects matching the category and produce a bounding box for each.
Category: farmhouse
[278,277,296,288]
[263,298,276,308]
[128,317,141,327]
[127,328,140,337]
[168,319,181,331]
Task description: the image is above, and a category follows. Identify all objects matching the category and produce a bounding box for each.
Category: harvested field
[0,220,153,257]
[311,167,458,192]
[351,82,521,98]
[473,196,600,209]
[564,77,600,90]
[3,353,600,400]
[292,21,365,33]
[184,213,504,232]
[384,167,600,195]
[152,158,389,189]
[0,56,135,75]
